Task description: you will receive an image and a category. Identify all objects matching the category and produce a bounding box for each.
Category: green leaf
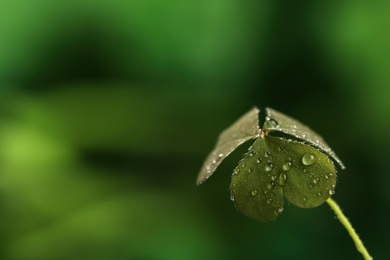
[230,137,284,222]
[230,135,337,222]
[197,106,344,222]
[263,108,345,169]
[197,107,261,185]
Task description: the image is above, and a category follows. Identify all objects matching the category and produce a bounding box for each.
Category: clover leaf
[197,107,373,260]
[263,108,345,169]
[197,107,261,185]
[197,107,342,222]
[230,135,336,222]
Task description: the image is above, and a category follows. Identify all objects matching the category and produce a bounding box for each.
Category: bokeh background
[0,1,388,259]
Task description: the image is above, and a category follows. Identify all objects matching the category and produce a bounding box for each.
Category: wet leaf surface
[263,108,345,169]
[230,136,337,222]
[197,107,261,185]
[198,107,344,222]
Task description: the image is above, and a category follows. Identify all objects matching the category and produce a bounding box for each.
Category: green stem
[326,198,373,260]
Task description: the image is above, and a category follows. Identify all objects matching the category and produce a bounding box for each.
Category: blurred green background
[0,1,388,259]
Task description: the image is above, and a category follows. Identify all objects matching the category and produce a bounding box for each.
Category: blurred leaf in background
[0,0,388,259]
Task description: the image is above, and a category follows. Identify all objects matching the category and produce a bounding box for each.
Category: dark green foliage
[198,107,343,222]
[264,108,345,169]
[231,136,337,222]
[197,107,261,185]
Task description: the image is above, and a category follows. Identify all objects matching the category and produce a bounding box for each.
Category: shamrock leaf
[197,107,344,222]
[230,135,337,222]
[197,107,261,185]
[263,108,345,169]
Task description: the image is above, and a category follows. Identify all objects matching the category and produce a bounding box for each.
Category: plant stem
[326,198,373,260]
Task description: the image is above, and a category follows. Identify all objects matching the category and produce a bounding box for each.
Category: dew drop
[276,207,284,214]
[283,161,292,171]
[303,169,308,173]
[302,154,316,166]
[270,175,277,181]
[278,146,284,152]
[230,195,235,201]
[265,163,274,172]
[256,157,262,163]
[331,184,336,188]
[318,192,322,196]
[265,151,271,158]
[303,196,308,201]
[279,173,287,186]
[248,168,253,173]
[266,183,274,190]
[265,118,278,127]
[251,190,258,196]
[266,198,273,204]
[329,190,335,195]
[263,190,269,195]
[213,154,223,164]
[312,178,320,184]
[248,151,255,157]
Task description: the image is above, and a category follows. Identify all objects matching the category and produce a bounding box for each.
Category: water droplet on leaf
[279,173,287,186]
[302,153,316,165]
[265,163,274,172]
[266,183,274,190]
[283,161,292,171]
[265,117,278,127]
